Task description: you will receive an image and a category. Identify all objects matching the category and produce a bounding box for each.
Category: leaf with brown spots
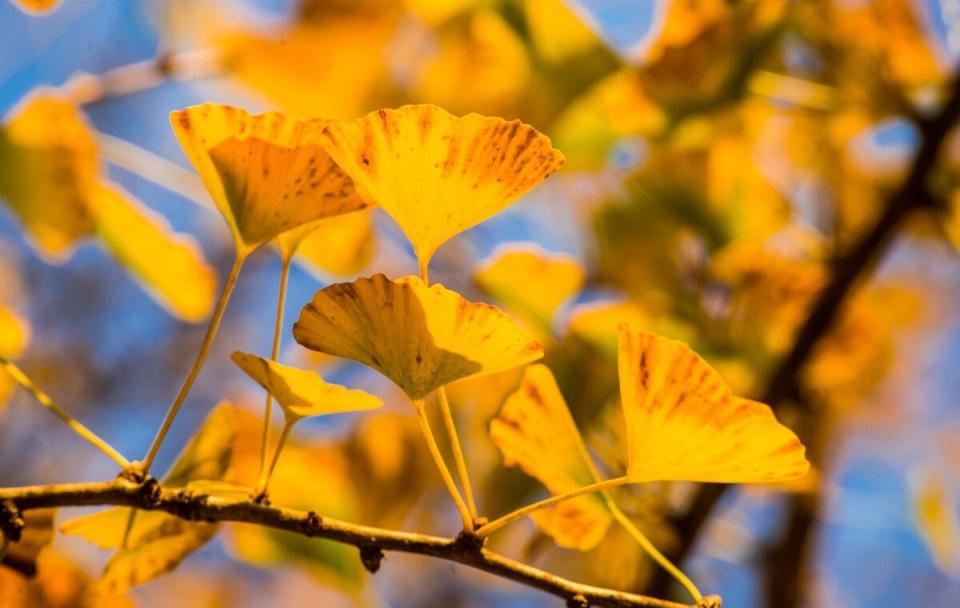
[618,327,809,483]
[231,351,382,422]
[318,104,565,265]
[293,274,543,400]
[169,103,368,252]
[490,364,612,550]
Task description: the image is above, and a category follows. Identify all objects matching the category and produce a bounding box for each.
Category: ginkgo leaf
[293,208,375,278]
[490,364,611,550]
[169,103,368,252]
[0,95,97,259]
[90,182,217,322]
[60,403,238,590]
[474,245,585,338]
[293,273,543,400]
[618,327,809,483]
[231,351,382,421]
[318,104,565,265]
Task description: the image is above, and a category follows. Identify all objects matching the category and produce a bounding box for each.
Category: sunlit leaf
[0,95,97,259]
[318,104,565,265]
[231,351,382,421]
[474,245,585,339]
[169,103,368,252]
[911,467,960,577]
[292,208,375,278]
[618,327,809,483]
[60,403,238,591]
[293,273,543,400]
[90,183,217,322]
[490,364,611,550]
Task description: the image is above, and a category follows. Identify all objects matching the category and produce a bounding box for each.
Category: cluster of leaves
[2,0,960,606]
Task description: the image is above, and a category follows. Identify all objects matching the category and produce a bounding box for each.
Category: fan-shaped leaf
[293,274,543,400]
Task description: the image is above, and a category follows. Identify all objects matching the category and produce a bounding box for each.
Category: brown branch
[0,479,693,608]
[646,66,960,599]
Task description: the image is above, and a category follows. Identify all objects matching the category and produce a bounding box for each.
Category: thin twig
[0,479,692,608]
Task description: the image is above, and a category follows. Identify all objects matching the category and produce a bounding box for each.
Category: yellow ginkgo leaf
[318,104,565,266]
[231,351,382,421]
[293,273,543,400]
[169,103,368,252]
[474,245,585,338]
[618,327,809,484]
[490,364,611,550]
[293,208,375,278]
[90,183,217,323]
[0,95,97,259]
[60,403,237,590]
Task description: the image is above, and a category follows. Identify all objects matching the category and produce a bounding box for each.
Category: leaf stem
[606,500,703,603]
[417,259,478,520]
[475,476,631,538]
[413,398,474,532]
[141,251,247,473]
[437,388,478,519]
[0,358,130,468]
[256,419,293,499]
[257,256,291,492]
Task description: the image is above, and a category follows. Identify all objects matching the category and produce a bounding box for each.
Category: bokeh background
[3,1,960,606]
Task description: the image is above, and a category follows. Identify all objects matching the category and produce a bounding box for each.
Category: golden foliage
[169,103,369,251]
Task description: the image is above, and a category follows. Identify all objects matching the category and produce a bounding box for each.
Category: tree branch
[58,49,222,106]
[0,479,692,608]
[646,65,960,599]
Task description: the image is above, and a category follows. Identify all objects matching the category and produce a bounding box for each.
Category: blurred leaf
[411,11,531,117]
[90,183,216,323]
[0,305,29,359]
[0,95,97,259]
[491,364,612,550]
[911,466,960,577]
[294,274,543,400]
[60,403,238,591]
[525,0,600,64]
[474,245,585,339]
[169,104,368,252]
[231,351,382,421]
[319,104,565,265]
[618,327,809,483]
[292,209,375,278]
